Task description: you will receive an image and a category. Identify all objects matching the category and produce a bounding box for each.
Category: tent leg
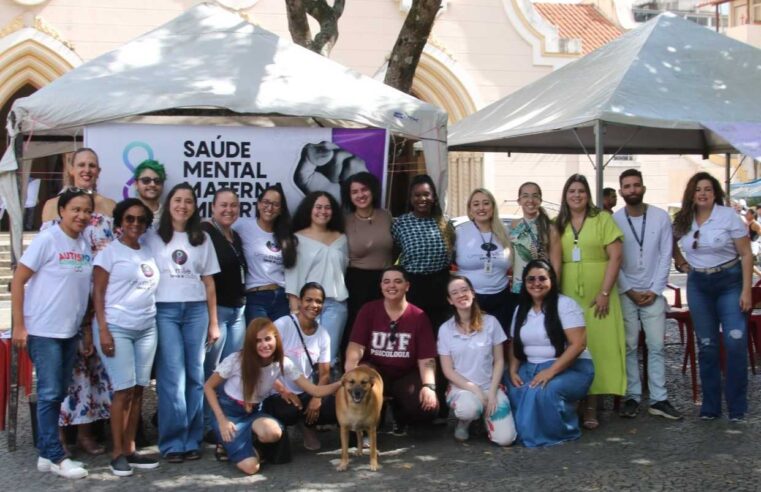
[725,153,731,205]
[594,121,605,207]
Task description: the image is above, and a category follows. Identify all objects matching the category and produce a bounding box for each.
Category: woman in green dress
[556,174,625,430]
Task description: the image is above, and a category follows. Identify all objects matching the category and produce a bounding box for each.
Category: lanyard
[571,216,586,245]
[522,218,544,255]
[473,221,495,259]
[624,206,648,254]
[211,219,246,285]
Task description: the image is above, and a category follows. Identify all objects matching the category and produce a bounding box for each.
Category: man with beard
[134,160,166,223]
[613,169,682,420]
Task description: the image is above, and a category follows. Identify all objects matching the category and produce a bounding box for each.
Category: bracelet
[422,383,437,391]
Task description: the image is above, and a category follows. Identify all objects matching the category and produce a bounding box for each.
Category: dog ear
[368,376,375,387]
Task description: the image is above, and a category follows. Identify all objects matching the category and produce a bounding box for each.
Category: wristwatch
[422,383,437,391]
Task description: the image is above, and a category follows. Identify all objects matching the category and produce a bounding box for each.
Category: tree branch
[285,0,345,56]
[285,0,312,49]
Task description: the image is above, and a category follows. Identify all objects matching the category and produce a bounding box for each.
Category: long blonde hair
[467,188,510,248]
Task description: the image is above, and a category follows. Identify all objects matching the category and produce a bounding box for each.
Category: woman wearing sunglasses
[507,260,594,447]
[673,172,753,422]
[344,266,438,436]
[92,199,160,476]
[133,160,166,220]
[41,148,116,455]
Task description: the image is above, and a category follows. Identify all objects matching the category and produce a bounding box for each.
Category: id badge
[637,253,645,270]
[484,257,493,273]
[572,246,581,262]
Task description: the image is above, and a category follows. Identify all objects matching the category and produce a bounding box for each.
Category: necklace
[355,209,375,223]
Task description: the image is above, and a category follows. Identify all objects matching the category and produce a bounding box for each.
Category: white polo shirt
[510,295,591,364]
[678,204,747,269]
[437,314,507,390]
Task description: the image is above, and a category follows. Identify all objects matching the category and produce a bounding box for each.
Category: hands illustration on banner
[293,141,368,202]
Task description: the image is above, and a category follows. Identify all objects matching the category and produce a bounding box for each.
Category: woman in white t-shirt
[11,188,94,479]
[92,198,160,476]
[454,188,514,334]
[234,184,296,324]
[286,191,348,369]
[438,275,516,446]
[204,318,340,475]
[266,282,334,451]
[507,259,594,448]
[144,182,221,462]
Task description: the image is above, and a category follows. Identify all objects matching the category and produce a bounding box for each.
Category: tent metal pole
[725,153,731,205]
[595,121,604,207]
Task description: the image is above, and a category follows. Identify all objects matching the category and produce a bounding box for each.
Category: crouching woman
[507,259,594,447]
[204,318,340,475]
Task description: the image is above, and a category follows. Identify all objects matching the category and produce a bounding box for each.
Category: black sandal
[214,444,228,462]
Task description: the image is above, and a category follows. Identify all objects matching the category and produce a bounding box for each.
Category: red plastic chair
[665,284,699,402]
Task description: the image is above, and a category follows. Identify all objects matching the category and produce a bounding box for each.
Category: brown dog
[335,366,384,471]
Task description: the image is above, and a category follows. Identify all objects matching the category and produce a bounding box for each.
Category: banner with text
[85,124,389,217]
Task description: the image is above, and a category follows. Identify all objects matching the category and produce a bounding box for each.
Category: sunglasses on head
[526,275,549,283]
[692,229,699,250]
[59,186,93,195]
[124,214,148,225]
[389,320,398,343]
[138,177,163,185]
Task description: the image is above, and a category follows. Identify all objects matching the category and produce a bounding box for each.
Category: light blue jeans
[620,295,668,404]
[203,304,246,430]
[687,262,748,419]
[93,321,158,391]
[156,301,209,456]
[319,298,347,366]
[27,334,78,463]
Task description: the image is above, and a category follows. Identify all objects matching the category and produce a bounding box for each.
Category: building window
[754,0,761,23]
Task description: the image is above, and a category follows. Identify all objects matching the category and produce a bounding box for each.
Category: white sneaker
[454,420,470,442]
[50,458,88,479]
[37,456,84,472]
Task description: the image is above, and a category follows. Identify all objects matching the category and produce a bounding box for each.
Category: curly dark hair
[291,191,344,233]
[672,172,725,239]
[113,198,154,229]
[341,172,381,212]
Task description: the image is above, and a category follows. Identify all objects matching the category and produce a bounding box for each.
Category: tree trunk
[284,0,345,56]
[384,0,442,94]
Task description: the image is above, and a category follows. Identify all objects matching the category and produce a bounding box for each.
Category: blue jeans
[620,295,668,404]
[687,263,748,418]
[93,321,158,391]
[27,334,78,463]
[245,287,290,324]
[319,298,348,366]
[212,392,279,463]
[204,305,246,429]
[156,301,209,455]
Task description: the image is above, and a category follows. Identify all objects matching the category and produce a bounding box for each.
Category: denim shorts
[212,392,281,463]
[94,320,158,391]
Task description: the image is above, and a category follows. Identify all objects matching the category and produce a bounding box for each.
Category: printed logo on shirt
[58,251,92,272]
[369,331,411,358]
[140,263,155,277]
[171,249,188,265]
[266,240,281,253]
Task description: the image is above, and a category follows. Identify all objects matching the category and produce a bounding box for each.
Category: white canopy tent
[0,2,448,260]
[449,12,761,203]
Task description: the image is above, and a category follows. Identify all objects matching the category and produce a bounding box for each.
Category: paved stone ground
[3,273,761,491]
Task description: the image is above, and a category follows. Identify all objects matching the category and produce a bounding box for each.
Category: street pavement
[3,273,761,491]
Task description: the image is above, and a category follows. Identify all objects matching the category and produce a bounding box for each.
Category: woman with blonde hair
[454,188,515,333]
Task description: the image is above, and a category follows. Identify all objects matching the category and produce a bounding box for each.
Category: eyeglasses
[692,229,700,250]
[59,186,93,195]
[259,199,281,209]
[526,275,549,283]
[389,320,398,343]
[138,177,163,185]
[124,214,148,225]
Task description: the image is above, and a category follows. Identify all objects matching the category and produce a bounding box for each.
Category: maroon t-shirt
[350,300,436,379]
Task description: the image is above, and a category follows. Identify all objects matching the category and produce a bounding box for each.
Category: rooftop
[534,3,624,54]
